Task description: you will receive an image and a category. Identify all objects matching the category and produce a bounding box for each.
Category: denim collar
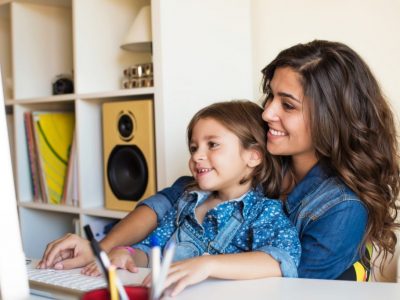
[184,188,259,218]
[285,162,330,214]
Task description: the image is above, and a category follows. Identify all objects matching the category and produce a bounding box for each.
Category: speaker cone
[107,145,148,200]
[118,113,134,141]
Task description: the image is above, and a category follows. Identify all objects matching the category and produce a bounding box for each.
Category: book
[23,112,42,202]
[61,131,78,206]
[32,112,75,204]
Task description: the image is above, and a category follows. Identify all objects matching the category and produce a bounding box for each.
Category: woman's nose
[262,100,280,122]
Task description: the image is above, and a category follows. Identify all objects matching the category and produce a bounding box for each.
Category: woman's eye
[282,102,295,110]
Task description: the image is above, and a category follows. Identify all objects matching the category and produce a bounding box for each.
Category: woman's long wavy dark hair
[186,100,282,198]
[261,40,400,271]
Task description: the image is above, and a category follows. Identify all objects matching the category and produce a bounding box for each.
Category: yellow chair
[336,244,372,281]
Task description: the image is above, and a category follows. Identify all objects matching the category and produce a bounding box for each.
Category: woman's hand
[143,256,213,297]
[37,233,93,270]
[81,247,139,276]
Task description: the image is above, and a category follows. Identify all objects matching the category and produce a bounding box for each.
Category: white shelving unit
[0,0,254,258]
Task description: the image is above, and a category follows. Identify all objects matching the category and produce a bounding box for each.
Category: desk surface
[28,259,400,300]
[170,277,400,300]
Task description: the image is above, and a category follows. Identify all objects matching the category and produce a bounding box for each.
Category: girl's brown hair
[261,40,400,271]
[186,100,282,198]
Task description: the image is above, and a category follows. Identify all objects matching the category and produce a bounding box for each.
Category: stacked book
[23,111,78,206]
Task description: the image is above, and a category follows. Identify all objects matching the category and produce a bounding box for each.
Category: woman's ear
[247,149,262,168]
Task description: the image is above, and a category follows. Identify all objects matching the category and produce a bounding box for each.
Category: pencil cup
[81,286,149,300]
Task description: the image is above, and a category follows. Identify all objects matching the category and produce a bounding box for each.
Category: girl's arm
[153,252,281,296]
[99,205,157,252]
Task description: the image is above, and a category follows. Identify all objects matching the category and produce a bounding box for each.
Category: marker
[150,236,161,300]
[154,241,176,299]
[83,225,129,300]
[108,265,119,300]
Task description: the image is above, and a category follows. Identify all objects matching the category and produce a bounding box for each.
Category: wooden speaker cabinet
[102,99,156,211]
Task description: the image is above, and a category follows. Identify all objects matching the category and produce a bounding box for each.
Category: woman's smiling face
[262,67,316,166]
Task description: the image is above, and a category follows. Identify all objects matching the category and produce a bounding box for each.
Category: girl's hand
[81,247,139,276]
[143,256,213,297]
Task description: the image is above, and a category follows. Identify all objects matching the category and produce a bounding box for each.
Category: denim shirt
[135,189,301,277]
[140,163,368,279]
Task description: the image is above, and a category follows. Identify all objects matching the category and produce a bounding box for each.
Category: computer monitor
[0,69,30,299]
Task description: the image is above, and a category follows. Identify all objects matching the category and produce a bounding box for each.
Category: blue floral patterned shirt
[134,188,301,277]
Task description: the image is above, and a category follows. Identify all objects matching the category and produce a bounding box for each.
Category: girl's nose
[192,151,206,162]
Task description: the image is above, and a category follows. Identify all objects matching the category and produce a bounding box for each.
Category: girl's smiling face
[262,67,317,170]
[188,117,258,200]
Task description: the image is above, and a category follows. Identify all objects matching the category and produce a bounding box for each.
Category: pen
[154,242,176,299]
[83,225,129,300]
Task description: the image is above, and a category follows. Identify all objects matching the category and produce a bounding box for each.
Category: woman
[39,40,399,281]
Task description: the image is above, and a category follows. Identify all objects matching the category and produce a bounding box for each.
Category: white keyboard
[28,268,107,292]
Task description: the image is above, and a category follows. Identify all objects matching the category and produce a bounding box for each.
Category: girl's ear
[247,149,262,168]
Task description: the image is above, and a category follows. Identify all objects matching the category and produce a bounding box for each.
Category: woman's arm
[37,205,157,270]
[38,177,189,270]
[298,201,368,279]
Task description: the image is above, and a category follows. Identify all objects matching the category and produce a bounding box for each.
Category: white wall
[251,0,400,124]
[250,0,400,281]
[153,0,253,187]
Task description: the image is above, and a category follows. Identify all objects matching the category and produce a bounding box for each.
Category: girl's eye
[208,142,219,149]
[189,145,197,153]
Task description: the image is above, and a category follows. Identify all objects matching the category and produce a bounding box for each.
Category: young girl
[86,100,301,291]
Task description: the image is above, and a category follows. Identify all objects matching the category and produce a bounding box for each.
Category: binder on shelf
[23,112,42,202]
[71,145,79,206]
[61,131,78,206]
[31,111,75,205]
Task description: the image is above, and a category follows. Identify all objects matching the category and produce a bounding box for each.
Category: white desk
[171,277,400,300]
[28,259,400,300]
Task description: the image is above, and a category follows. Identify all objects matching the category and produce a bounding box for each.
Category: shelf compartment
[19,207,78,258]
[73,0,151,94]
[13,103,75,203]
[11,1,73,99]
[80,214,121,241]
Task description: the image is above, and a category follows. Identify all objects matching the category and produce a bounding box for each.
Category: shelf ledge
[81,207,129,219]
[77,87,155,100]
[6,87,155,104]
[18,201,80,214]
